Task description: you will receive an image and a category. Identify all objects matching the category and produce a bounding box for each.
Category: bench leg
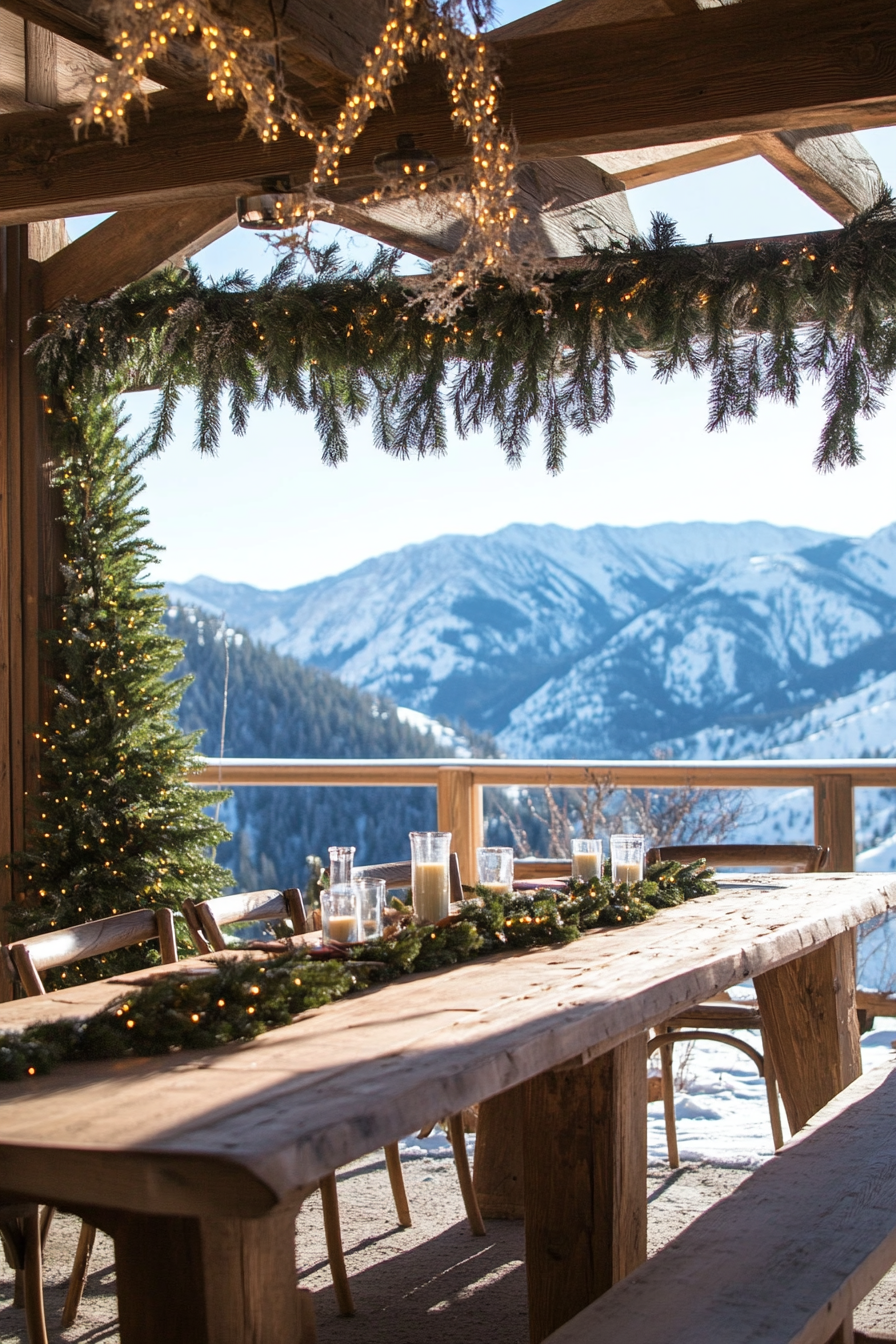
[109,1203,310,1344]
[754,930,861,1134]
[523,1034,647,1344]
[472,1085,526,1219]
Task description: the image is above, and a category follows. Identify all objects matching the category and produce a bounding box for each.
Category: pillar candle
[615,861,642,886]
[414,861,450,923]
[572,852,599,881]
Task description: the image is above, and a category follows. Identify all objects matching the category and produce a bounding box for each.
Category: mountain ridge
[171,519,847,740]
[168,519,896,768]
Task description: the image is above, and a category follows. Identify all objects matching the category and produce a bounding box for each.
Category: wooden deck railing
[191,758,896,883]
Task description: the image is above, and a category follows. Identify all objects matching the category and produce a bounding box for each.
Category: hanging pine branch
[10,392,231,985]
[32,193,896,473]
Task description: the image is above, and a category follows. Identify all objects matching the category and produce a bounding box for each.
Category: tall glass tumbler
[571,837,602,882]
[328,846,355,886]
[610,834,645,886]
[321,884,359,943]
[477,846,514,894]
[356,879,386,941]
[410,831,451,924]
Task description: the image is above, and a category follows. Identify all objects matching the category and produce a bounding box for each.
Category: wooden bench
[542,1061,896,1344]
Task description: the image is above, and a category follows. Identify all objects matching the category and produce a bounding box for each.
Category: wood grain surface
[541,1061,896,1344]
[0,874,888,1221]
[3,0,896,225]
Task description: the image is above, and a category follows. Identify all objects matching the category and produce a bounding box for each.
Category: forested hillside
[165,605,451,892]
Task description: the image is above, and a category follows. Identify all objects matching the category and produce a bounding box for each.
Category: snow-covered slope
[498,551,896,757]
[174,520,836,735]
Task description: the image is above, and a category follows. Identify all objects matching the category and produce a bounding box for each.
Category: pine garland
[0,859,716,1080]
[10,392,232,983]
[31,194,896,472]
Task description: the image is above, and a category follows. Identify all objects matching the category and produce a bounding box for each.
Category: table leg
[523,1034,647,1344]
[473,1084,526,1219]
[110,1202,308,1344]
[754,931,861,1134]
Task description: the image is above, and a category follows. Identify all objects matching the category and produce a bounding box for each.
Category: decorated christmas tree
[11,391,231,983]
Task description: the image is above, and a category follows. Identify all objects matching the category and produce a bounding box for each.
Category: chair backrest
[183,887,308,954]
[354,853,464,904]
[513,859,571,880]
[645,844,830,873]
[6,907,179,997]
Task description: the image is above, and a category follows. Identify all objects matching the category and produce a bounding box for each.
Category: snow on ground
[647,1014,896,1167]
[396,1019,896,1171]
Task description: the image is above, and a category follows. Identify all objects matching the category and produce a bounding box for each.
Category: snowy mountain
[173,521,836,737]
[169,519,896,771]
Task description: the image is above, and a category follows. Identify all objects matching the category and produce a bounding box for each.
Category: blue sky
[71,1,896,590]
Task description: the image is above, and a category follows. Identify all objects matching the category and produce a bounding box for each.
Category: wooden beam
[346,156,637,261]
[24,20,56,108]
[2,0,896,225]
[487,0,896,160]
[489,0,681,38]
[588,136,756,187]
[0,0,202,89]
[0,0,391,98]
[40,198,237,308]
[754,127,884,223]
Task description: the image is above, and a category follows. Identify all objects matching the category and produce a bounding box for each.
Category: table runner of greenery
[0,860,715,1082]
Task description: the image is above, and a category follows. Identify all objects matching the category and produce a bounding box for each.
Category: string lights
[75,0,519,313]
[0,861,717,1081]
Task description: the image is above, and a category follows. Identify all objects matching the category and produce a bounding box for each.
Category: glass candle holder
[321,884,359,943]
[610,834,645,886]
[477,846,514,894]
[328,846,355,887]
[571,838,602,882]
[410,831,451,924]
[355,879,385,941]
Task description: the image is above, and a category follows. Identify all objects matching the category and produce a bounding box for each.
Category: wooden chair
[0,1204,51,1344]
[184,858,482,1314]
[351,854,484,1241]
[4,906,179,1332]
[645,844,829,1166]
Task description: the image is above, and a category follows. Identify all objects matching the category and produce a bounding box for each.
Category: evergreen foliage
[12,394,231,983]
[165,605,469,889]
[0,859,718,1081]
[31,194,896,474]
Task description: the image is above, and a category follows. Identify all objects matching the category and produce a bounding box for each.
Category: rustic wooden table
[0,873,890,1344]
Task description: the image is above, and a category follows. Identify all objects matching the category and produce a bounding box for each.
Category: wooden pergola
[0,0,894,923]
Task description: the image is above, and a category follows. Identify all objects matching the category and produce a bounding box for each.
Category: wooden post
[473,1083,526,1218]
[754,934,862,1134]
[0,224,65,957]
[436,767,482,886]
[523,1035,647,1344]
[111,1204,310,1344]
[814,772,855,872]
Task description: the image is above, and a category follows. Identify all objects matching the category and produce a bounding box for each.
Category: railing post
[813,773,855,872]
[437,768,482,887]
